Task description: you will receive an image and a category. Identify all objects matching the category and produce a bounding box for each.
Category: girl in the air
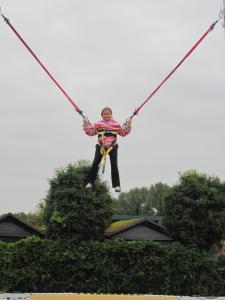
[83,107,132,192]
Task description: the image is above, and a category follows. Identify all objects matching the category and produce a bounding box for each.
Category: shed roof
[0,213,44,237]
[105,219,173,241]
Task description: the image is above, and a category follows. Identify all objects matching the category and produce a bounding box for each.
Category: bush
[0,237,224,295]
[0,241,10,291]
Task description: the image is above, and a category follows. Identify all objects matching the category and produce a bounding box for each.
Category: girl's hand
[83,117,90,125]
[126,118,132,126]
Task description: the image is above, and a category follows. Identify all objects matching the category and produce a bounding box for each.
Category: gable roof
[105,219,173,241]
[0,213,44,237]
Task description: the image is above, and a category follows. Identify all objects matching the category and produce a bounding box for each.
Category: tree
[147,182,171,215]
[113,183,170,216]
[43,160,113,240]
[163,170,225,251]
[114,187,151,215]
[15,201,45,230]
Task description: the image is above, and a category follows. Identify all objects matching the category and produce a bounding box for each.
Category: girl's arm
[118,118,132,137]
[83,118,97,136]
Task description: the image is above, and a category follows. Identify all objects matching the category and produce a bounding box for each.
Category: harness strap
[99,142,117,174]
[97,130,117,138]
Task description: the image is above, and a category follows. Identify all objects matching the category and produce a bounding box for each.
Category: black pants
[87,144,120,188]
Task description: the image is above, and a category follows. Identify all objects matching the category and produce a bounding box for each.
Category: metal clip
[0,6,8,22]
[219,1,225,28]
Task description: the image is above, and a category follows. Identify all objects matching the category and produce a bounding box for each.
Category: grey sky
[0,1,225,214]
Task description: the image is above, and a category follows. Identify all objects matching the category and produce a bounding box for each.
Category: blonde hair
[101,107,112,116]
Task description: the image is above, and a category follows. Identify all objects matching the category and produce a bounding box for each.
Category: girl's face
[102,110,112,121]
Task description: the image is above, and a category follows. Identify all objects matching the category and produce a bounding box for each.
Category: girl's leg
[87,144,102,184]
[109,145,120,188]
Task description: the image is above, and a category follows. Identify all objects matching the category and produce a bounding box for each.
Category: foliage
[163,170,225,250]
[0,241,10,291]
[43,160,113,241]
[148,182,171,215]
[113,183,170,215]
[15,201,46,230]
[14,181,170,230]
[0,237,224,295]
[114,187,150,215]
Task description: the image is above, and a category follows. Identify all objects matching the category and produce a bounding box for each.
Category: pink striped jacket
[83,119,131,148]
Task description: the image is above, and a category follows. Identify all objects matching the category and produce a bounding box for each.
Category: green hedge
[0,237,224,295]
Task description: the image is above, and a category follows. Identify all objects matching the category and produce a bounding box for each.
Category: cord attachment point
[77,110,87,119]
[130,109,138,119]
[0,7,9,23]
[219,1,225,28]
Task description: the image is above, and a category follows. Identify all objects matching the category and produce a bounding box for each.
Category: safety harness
[97,130,118,173]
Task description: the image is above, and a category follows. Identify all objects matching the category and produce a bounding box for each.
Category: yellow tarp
[29,294,179,300]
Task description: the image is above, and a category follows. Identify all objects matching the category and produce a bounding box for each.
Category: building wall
[0,220,34,238]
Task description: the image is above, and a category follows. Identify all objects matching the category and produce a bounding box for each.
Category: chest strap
[97,130,117,139]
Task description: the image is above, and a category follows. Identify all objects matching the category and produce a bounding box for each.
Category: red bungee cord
[0,10,86,119]
[129,18,220,119]
[0,8,220,121]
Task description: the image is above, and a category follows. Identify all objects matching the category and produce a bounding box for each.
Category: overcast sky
[0,0,225,214]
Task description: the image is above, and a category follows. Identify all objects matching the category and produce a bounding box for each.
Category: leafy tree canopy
[43,160,113,241]
[113,183,170,216]
[163,170,225,251]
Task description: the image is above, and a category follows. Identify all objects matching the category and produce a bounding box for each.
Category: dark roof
[0,213,44,237]
[105,218,173,240]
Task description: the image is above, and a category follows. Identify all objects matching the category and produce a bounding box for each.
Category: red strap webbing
[130,19,219,118]
[2,14,85,118]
